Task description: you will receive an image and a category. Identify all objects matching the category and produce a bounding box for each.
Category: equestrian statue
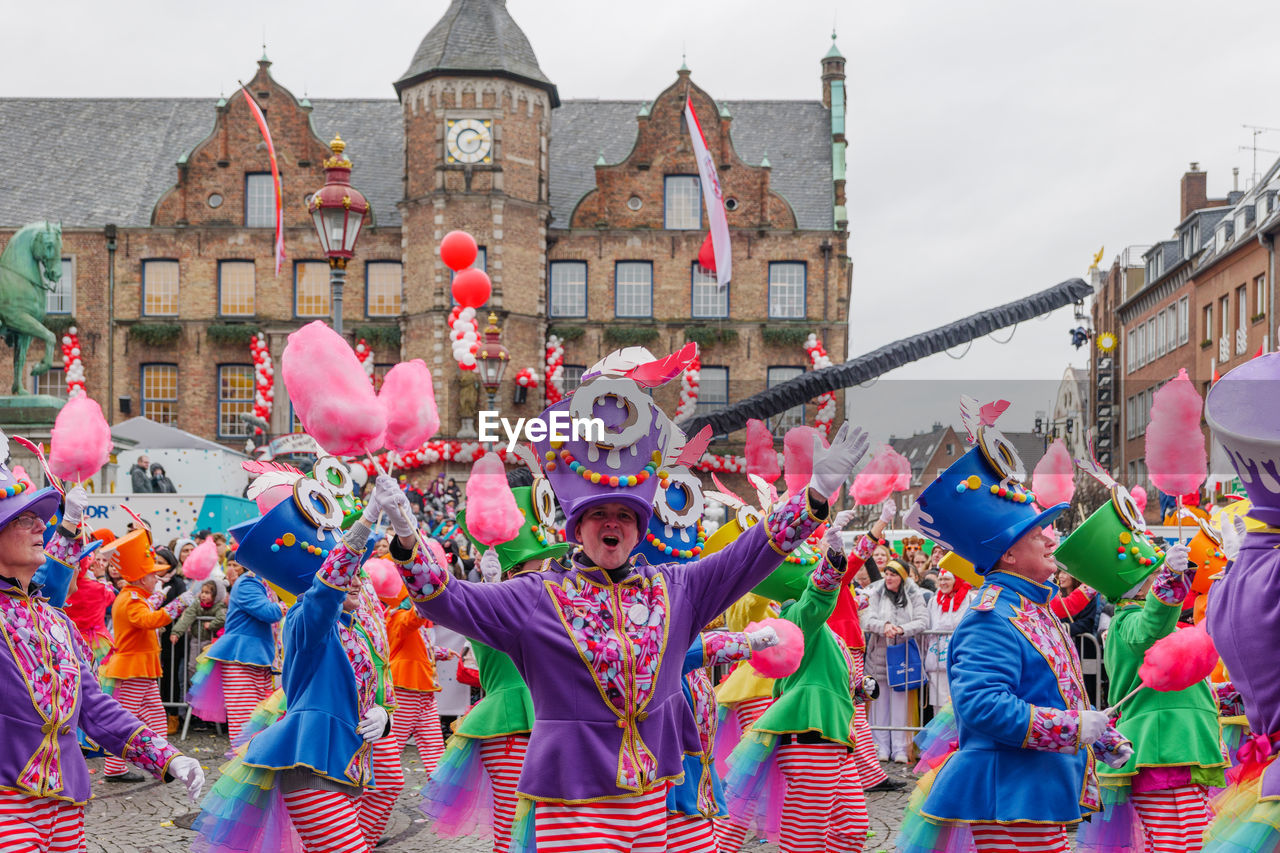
[0,221,63,394]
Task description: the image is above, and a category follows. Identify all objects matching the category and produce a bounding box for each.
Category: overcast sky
[10,0,1280,440]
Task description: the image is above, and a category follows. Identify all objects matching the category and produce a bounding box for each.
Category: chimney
[1233,167,1240,192]
[1180,162,1208,220]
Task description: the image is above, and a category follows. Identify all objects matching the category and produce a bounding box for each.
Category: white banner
[685,96,732,289]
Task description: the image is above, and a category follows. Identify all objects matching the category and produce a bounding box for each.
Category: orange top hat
[99,527,161,582]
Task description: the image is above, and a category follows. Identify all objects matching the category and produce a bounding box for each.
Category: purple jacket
[0,532,179,804]
[397,490,826,803]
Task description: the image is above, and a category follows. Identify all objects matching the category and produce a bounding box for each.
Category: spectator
[445,477,461,505]
[170,579,228,663]
[861,557,928,762]
[371,534,391,560]
[924,569,974,713]
[910,550,936,597]
[174,538,196,565]
[1051,569,1101,639]
[211,533,229,564]
[153,546,188,711]
[929,545,948,569]
[194,528,213,543]
[130,455,154,493]
[151,463,176,493]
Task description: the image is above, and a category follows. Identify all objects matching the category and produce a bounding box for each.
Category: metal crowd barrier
[152,615,224,742]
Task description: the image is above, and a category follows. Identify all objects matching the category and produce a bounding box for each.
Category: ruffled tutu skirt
[190,757,304,853]
[722,729,785,845]
[186,656,226,724]
[420,734,495,840]
[1204,755,1280,853]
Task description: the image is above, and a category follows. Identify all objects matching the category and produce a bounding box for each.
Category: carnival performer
[0,464,204,850]
[97,523,197,781]
[192,464,395,853]
[723,510,872,853]
[1200,354,1280,853]
[1056,465,1225,853]
[896,399,1131,853]
[389,346,867,853]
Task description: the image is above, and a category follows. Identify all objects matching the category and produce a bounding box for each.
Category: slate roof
[0,97,833,231]
[1002,431,1048,474]
[395,0,557,103]
[889,425,948,484]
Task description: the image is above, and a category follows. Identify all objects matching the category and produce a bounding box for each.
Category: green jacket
[455,641,535,739]
[1100,590,1225,784]
[752,579,855,747]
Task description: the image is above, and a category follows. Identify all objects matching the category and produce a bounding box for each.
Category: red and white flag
[685,96,731,289]
[242,86,286,276]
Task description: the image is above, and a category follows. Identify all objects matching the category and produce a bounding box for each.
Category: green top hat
[459,483,571,575]
[1054,487,1167,601]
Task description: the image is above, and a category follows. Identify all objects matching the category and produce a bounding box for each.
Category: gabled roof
[889,425,950,482]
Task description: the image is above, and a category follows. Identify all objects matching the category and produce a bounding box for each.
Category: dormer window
[1182,222,1199,259]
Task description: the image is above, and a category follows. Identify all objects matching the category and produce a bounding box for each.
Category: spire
[825,29,844,59]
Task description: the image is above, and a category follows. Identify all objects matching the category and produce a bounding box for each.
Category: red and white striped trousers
[849,649,886,788]
[716,695,778,853]
[534,784,669,853]
[479,735,529,853]
[732,696,773,734]
[776,740,869,853]
[357,731,405,849]
[104,677,165,777]
[391,688,444,773]
[1130,785,1211,853]
[968,822,1068,853]
[281,788,370,853]
[221,662,275,744]
[666,812,717,853]
[0,790,85,853]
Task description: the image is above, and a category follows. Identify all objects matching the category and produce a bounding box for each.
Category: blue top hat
[905,427,1067,574]
[33,538,104,609]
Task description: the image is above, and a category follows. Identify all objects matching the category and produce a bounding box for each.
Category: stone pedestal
[0,395,116,493]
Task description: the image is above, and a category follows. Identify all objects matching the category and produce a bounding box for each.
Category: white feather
[959,395,982,444]
[0,429,9,465]
[247,470,302,500]
[703,490,745,511]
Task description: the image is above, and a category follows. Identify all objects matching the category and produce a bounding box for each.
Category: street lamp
[308,134,368,336]
[476,313,510,407]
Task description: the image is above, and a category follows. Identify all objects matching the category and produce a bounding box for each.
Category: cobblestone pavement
[83,729,911,852]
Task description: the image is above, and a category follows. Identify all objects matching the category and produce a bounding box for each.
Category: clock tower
[395,0,559,437]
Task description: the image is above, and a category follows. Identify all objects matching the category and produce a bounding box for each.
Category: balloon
[451,268,492,309]
[440,230,478,272]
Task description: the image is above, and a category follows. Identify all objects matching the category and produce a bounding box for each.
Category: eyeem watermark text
[478,410,605,451]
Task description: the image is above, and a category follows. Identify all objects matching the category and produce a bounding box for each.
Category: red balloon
[440,230,478,272]
[451,268,492,309]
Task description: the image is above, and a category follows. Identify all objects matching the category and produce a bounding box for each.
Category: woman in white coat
[923,569,973,713]
[861,557,928,763]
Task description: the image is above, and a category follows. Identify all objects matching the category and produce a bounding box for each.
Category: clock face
[446,118,493,165]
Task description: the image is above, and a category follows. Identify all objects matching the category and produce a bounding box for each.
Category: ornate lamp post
[476,313,510,408]
[308,135,368,336]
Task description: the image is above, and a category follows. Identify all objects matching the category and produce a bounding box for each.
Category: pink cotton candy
[181,538,219,581]
[1138,623,1218,692]
[379,360,440,452]
[783,426,825,498]
[748,618,805,679]
[1145,368,1207,497]
[464,453,523,545]
[425,537,450,569]
[1131,485,1148,515]
[48,397,112,483]
[1032,439,1076,508]
[853,444,910,505]
[281,321,385,456]
[745,420,781,484]
[366,558,403,600]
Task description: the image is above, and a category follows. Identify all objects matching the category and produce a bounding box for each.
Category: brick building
[0,0,848,480]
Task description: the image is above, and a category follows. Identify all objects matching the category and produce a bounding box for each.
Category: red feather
[676,425,713,468]
[623,342,699,388]
[979,400,1010,427]
[242,460,303,477]
[1138,623,1218,692]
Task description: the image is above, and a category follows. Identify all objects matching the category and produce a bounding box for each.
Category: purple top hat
[0,432,60,531]
[1206,352,1280,525]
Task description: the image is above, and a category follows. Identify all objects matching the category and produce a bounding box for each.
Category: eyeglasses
[11,514,48,532]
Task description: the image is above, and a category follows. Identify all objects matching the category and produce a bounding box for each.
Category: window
[47,257,74,315]
[366,261,402,318]
[142,260,179,316]
[372,363,395,392]
[245,173,275,228]
[1156,310,1167,358]
[548,261,587,318]
[664,176,701,230]
[1178,296,1189,345]
[290,402,304,433]
[1146,318,1156,363]
[695,366,728,416]
[1126,395,1136,439]
[1203,304,1213,343]
[1126,329,1135,373]
[767,366,805,429]
[448,247,487,306]
[218,261,255,317]
[1220,296,1230,340]
[1238,285,1249,354]
[217,365,255,438]
[691,263,728,318]
[561,365,586,394]
[141,364,178,425]
[768,262,806,319]
[1256,274,1268,319]
[31,367,66,399]
[614,262,653,318]
[295,261,330,318]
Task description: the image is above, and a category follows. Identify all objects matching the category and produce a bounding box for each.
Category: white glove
[363,475,398,522]
[808,422,870,502]
[178,588,197,608]
[356,706,389,743]
[168,755,205,802]
[1078,709,1109,745]
[1222,515,1247,562]
[372,475,417,539]
[62,485,88,530]
[746,626,779,651]
[154,583,171,601]
[1100,740,1134,769]
[822,509,858,556]
[479,548,502,583]
[878,497,896,527]
[1162,542,1191,577]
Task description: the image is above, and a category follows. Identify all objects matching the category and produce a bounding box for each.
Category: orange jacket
[99,587,172,680]
[385,606,440,693]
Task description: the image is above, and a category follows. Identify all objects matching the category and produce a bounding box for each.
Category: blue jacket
[667,638,729,818]
[205,574,282,669]
[921,571,1099,824]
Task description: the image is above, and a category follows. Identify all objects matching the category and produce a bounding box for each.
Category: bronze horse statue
[0,221,62,394]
